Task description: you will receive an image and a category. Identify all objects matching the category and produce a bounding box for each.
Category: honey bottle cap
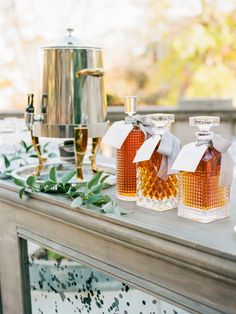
[124,96,137,117]
[189,116,220,131]
[148,113,174,128]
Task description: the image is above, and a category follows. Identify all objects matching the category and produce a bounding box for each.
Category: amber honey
[137,149,178,211]
[177,115,231,223]
[116,127,145,200]
[179,146,228,211]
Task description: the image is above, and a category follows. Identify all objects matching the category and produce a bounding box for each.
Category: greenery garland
[13,167,130,216]
[0,141,130,216]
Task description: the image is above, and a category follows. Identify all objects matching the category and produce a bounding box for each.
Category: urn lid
[44,28,101,50]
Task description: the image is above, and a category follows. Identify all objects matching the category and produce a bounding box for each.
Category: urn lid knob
[67,28,74,37]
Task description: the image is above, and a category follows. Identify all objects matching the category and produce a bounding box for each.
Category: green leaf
[66,185,74,196]
[100,174,110,183]
[103,182,113,189]
[29,154,38,158]
[20,140,32,153]
[20,140,27,151]
[19,187,26,199]
[75,183,87,192]
[97,194,111,204]
[101,201,114,213]
[116,205,131,215]
[71,196,83,208]
[49,167,57,182]
[26,144,33,153]
[63,183,71,194]
[113,205,121,216]
[40,181,51,188]
[14,178,25,187]
[2,170,12,175]
[42,142,50,153]
[26,175,36,187]
[67,183,87,198]
[101,202,131,216]
[87,172,103,190]
[90,183,104,194]
[48,152,58,158]
[56,183,67,194]
[10,156,22,162]
[2,154,10,168]
[61,170,76,186]
[86,194,106,205]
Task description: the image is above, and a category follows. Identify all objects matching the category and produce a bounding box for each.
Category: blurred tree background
[1,0,236,110]
[110,0,236,106]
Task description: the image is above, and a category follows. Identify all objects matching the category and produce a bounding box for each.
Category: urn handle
[75,68,105,78]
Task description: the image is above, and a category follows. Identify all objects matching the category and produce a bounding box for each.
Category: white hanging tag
[171,142,207,172]
[133,135,161,163]
[101,121,133,149]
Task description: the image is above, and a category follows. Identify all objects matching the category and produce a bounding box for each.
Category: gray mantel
[1,105,236,144]
[107,105,236,144]
[107,105,236,121]
[0,179,235,314]
[3,105,236,121]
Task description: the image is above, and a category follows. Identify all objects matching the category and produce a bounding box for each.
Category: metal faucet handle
[41,94,48,114]
[67,28,74,36]
[26,93,34,113]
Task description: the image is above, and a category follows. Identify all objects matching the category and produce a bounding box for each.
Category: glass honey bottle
[116,96,145,201]
[178,116,230,223]
[136,114,178,211]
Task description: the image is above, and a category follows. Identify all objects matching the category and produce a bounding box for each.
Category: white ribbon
[157,132,181,179]
[212,134,234,188]
[134,116,153,139]
[134,122,181,179]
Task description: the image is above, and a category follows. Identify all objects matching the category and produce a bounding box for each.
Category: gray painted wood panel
[0,179,235,313]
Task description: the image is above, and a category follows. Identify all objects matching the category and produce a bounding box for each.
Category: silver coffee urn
[25,29,108,178]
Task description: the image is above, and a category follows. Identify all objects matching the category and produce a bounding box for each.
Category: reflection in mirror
[26,240,189,314]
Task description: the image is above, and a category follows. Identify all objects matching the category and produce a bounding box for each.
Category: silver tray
[11,161,116,185]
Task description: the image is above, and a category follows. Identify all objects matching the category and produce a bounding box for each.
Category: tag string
[126,116,153,140]
[195,133,233,188]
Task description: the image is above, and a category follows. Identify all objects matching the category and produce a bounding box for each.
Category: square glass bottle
[178,116,230,223]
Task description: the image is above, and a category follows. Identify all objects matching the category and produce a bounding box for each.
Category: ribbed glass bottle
[178,116,229,223]
[117,127,145,200]
[116,96,145,201]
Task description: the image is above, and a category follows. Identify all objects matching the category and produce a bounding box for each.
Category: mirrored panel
[25,240,190,314]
